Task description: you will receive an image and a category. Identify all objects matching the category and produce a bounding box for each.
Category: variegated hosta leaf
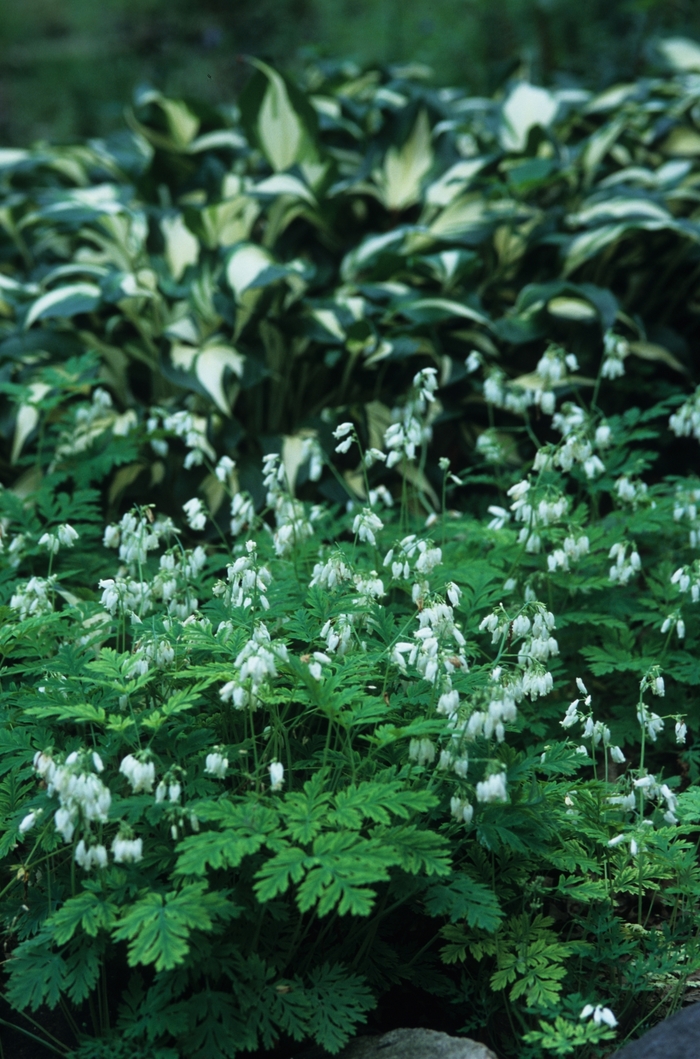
[225,243,292,300]
[252,174,317,205]
[11,383,51,463]
[374,109,433,211]
[170,342,244,414]
[500,82,559,152]
[24,283,102,329]
[658,36,700,73]
[161,214,200,281]
[200,197,261,250]
[242,59,318,173]
[547,297,598,321]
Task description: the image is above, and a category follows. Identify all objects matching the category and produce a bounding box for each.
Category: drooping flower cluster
[615,476,650,507]
[111,831,143,864]
[230,491,256,536]
[353,508,383,547]
[99,576,153,620]
[309,551,354,590]
[383,534,443,601]
[384,368,439,467]
[51,386,135,468]
[608,542,641,585]
[535,402,611,478]
[393,601,468,688]
[670,560,700,602]
[561,678,625,761]
[506,479,569,554]
[580,1004,617,1029]
[636,669,666,743]
[320,613,355,656]
[479,602,558,700]
[125,634,175,677]
[219,622,289,710]
[103,508,176,571]
[669,385,700,441]
[673,483,700,547]
[546,533,590,572]
[38,523,79,555]
[33,750,112,870]
[483,367,532,415]
[262,453,319,556]
[528,345,579,415]
[152,408,216,468]
[214,540,271,611]
[152,545,207,619]
[183,497,207,532]
[120,754,156,793]
[204,749,229,778]
[475,770,509,804]
[601,330,629,380]
[10,575,56,619]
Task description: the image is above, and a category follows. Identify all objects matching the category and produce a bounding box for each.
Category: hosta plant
[4,39,700,524]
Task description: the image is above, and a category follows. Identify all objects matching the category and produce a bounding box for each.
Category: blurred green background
[1,0,699,145]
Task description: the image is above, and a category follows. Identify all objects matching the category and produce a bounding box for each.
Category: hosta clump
[5,43,700,518]
[4,343,700,1059]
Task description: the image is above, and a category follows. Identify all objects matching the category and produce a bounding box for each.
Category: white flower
[446,582,461,607]
[55,806,76,843]
[454,757,469,778]
[19,812,37,834]
[583,455,605,479]
[333,422,354,439]
[183,498,206,531]
[111,834,143,863]
[269,761,285,791]
[465,351,481,373]
[408,738,436,766]
[561,700,580,729]
[487,505,510,530]
[38,532,59,555]
[368,486,394,511]
[610,745,626,764]
[676,720,688,744]
[475,771,508,804]
[230,492,255,536]
[580,1004,617,1028]
[450,796,474,824]
[119,754,155,793]
[333,423,355,453]
[215,455,236,482]
[57,524,79,547]
[364,448,387,469]
[352,508,383,547]
[74,840,108,871]
[204,751,229,778]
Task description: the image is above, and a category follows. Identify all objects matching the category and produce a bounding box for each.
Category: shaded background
[1,0,700,145]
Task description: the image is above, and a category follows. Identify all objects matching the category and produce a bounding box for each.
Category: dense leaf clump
[4,40,700,1059]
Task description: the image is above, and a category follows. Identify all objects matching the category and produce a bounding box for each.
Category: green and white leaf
[25,283,101,328]
[171,341,244,413]
[161,214,200,281]
[500,82,559,152]
[374,109,433,211]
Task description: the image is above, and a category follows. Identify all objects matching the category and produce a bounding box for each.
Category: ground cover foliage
[4,40,700,1059]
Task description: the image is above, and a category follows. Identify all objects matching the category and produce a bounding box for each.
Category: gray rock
[336,1028,498,1059]
[610,1002,700,1058]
